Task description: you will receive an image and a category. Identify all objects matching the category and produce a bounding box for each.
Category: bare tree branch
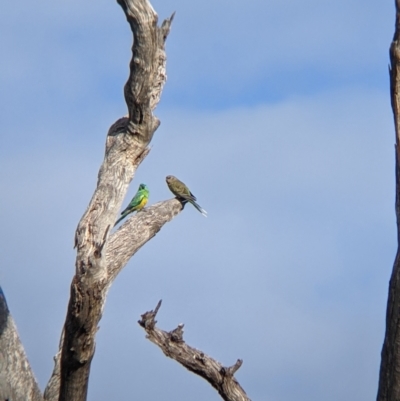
[107,199,183,281]
[0,287,43,401]
[138,301,252,401]
[377,1,400,400]
[44,199,183,400]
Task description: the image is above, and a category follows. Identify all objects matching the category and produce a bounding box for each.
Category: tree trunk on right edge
[377,2,400,400]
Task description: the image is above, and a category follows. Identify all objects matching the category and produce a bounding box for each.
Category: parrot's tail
[190,200,207,217]
[114,212,129,227]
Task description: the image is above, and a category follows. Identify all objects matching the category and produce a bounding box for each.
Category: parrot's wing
[179,193,196,203]
[121,192,141,214]
[131,191,148,208]
[116,192,148,226]
[189,191,197,201]
[177,184,196,201]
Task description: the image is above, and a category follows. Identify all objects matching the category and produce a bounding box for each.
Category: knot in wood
[138,311,157,330]
[194,352,206,365]
[169,324,184,342]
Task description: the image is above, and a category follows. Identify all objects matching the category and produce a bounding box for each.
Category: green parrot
[114,183,149,226]
[166,175,207,217]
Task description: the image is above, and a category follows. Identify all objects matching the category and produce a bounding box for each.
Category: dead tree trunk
[49,2,176,400]
[377,1,400,400]
[0,1,177,400]
[0,1,252,400]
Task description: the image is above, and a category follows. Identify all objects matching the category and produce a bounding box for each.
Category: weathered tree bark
[377,1,400,400]
[1,1,250,400]
[139,301,252,401]
[0,287,43,401]
[45,2,176,401]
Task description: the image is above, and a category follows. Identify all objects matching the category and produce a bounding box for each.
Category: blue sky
[0,0,395,400]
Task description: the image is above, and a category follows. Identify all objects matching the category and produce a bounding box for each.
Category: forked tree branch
[44,197,184,400]
[377,1,400,400]
[2,1,231,401]
[106,199,183,281]
[139,301,252,401]
[41,2,176,401]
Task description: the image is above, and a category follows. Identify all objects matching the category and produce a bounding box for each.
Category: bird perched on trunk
[166,175,207,217]
[114,183,149,226]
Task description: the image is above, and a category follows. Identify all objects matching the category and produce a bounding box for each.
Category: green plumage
[114,183,149,227]
[166,175,207,217]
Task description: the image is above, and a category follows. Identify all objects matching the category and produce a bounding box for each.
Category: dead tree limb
[139,301,252,401]
[41,2,176,401]
[106,199,183,281]
[44,200,184,400]
[377,1,400,400]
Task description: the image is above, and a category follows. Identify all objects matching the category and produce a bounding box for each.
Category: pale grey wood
[44,199,183,401]
[0,288,43,401]
[139,301,252,401]
[43,336,62,401]
[106,199,183,281]
[0,0,250,399]
[52,1,176,400]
